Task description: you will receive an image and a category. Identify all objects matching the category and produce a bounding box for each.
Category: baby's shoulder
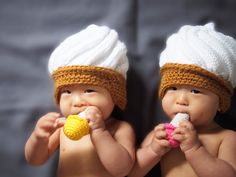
[107,117,132,128]
[200,126,235,149]
[216,129,236,160]
[220,128,236,142]
[106,118,134,135]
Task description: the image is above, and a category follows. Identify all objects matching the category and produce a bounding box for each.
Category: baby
[25,24,135,177]
[129,23,236,177]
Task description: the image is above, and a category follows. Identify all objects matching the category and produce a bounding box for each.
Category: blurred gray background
[1,0,236,176]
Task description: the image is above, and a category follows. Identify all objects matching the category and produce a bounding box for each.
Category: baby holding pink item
[129,23,236,177]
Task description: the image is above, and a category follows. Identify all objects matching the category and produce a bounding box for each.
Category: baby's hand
[34,112,65,141]
[150,124,171,156]
[84,106,105,131]
[172,121,201,152]
[165,113,190,148]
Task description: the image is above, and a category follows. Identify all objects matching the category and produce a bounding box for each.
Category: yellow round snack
[63,115,89,140]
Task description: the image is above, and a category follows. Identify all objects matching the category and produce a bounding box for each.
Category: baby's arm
[173,121,236,177]
[98,121,135,177]
[25,112,64,165]
[128,124,171,177]
[85,106,135,177]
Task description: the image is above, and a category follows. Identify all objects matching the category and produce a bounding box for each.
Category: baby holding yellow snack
[25,24,135,177]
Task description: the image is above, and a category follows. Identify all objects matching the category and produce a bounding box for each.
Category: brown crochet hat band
[158,63,233,112]
[52,65,127,110]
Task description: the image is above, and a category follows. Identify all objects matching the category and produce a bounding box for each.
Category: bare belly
[57,134,113,177]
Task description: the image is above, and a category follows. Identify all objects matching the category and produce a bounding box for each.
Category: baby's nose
[72,94,86,107]
[176,92,188,106]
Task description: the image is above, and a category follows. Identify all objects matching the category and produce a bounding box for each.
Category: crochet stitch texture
[52,65,127,110]
[63,115,89,140]
[159,63,233,112]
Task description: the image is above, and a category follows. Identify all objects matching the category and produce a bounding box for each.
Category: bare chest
[57,133,112,177]
[160,134,222,177]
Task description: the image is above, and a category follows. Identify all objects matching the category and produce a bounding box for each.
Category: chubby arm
[91,121,135,177]
[24,112,64,165]
[129,124,171,177]
[85,106,135,177]
[174,121,236,177]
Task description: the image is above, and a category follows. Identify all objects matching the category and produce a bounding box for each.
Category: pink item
[165,123,179,148]
[165,113,189,148]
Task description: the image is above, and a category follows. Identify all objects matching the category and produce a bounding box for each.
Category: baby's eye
[62,90,71,94]
[191,89,201,94]
[169,87,177,91]
[84,89,95,93]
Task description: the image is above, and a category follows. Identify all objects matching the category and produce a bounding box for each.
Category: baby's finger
[160,139,171,147]
[173,127,185,134]
[85,111,102,124]
[154,130,167,139]
[54,117,66,128]
[34,125,53,140]
[85,106,101,115]
[154,124,166,131]
[172,133,185,142]
[46,112,60,117]
[40,113,60,123]
[40,119,55,129]
[179,121,194,130]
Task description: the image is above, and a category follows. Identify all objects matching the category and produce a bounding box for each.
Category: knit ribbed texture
[52,65,127,110]
[159,23,236,88]
[63,115,89,140]
[159,63,233,112]
[48,24,129,79]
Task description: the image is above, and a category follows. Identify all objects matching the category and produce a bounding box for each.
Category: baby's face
[161,85,219,126]
[59,84,114,119]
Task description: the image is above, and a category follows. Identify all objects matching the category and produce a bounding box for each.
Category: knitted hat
[48,24,129,110]
[159,23,236,112]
